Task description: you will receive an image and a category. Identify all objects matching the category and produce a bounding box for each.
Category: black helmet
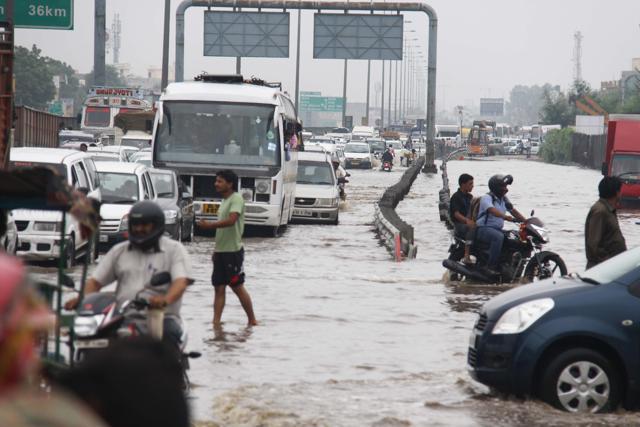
[128,201,165,251]
[488,174,513,197]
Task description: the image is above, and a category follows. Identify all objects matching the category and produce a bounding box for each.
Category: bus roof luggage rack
[194,74,244,84]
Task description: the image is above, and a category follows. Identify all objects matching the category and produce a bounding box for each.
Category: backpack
[469,196,483,222]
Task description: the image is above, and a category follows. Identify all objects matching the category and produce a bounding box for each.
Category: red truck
[603,114,640,205]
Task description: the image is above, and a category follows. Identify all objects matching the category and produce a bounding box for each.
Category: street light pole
[161,0,171,90]
[394,60,399,123]
[366,60,371,126]
[387,58,392,127]
[294,9,301,111]
[342,59,348,127]
[381,60,386,130]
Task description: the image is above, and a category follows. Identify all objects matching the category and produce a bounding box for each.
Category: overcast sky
[16,0,640,112]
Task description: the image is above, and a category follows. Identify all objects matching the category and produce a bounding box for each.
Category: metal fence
[14,106,76,148]
[570,133,606,170]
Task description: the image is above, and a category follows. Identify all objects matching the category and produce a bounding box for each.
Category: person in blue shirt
[475,174,526,273]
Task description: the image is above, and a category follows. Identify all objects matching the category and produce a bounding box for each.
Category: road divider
[373,157,425,261]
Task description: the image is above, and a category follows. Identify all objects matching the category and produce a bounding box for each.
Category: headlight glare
[492,298,554,335]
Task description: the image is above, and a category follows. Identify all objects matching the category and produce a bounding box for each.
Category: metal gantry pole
[381,60,385,130]
[366,60,371,125]
[342,59,348,127]
[394,60,399,123]
[294,9,302,111]
[161,0,171,90]
[94,0,106,86]
[387,58,392,126]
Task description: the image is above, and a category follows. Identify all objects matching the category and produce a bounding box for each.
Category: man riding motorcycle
[65,201,193,349]
[331,154,349,201]
[381,147,394,164]
[474,174,526,274]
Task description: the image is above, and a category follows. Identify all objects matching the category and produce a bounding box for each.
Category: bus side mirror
[601,162,608,176]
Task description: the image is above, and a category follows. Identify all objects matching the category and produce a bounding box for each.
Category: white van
[9,148,102,267]
[292,152,340,225]
[94,161,156,252]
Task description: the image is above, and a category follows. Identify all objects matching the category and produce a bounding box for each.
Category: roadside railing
[373,156,425,261]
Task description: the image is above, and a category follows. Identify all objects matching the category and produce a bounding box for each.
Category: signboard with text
[300,94,344,112]
[0,0,74,30]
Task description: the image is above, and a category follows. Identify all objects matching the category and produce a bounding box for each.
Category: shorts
[212,248,245,288]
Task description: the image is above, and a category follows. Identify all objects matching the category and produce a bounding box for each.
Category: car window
[97,172,140,203]
[141,173,151,200]
[74,161,90,190]
[151,172,175,198]
[83,158,99,189]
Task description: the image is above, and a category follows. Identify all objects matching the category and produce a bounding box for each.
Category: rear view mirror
[150,272,172,287]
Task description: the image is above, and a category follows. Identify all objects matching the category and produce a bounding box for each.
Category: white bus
[151,75,300,236]
[81,87,152,145]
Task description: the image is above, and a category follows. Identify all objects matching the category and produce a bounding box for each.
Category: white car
[9,148,102,267]
[292,151,340,225]
[95,162,157,252]
[344,142,373,169]
[530,141,540,155]
[86,147,127,163]
[99,145,139,162]
[2,211,19,254]
[121,130,152,150]
[308,136,336,153]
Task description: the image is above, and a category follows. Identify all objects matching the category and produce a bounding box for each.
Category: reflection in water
[32,160,640,426]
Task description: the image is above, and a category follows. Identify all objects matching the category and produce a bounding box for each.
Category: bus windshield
[85,107,111,127]
[155,102,280,167]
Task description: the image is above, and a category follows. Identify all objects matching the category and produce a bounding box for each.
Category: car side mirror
[150,271,171,287]
[530,210,535,217]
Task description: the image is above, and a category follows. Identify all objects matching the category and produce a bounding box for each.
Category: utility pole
[161,0,171,90]
[387,59,392,127]
[294,9,302,110]
[94,0,106,86]
[394,60,399,123]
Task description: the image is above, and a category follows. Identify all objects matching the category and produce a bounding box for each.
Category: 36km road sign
[0,0,74,30]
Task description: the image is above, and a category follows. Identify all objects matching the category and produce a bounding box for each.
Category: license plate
[293,209,313,217]
[351,159,360,163]
[75,338,109,349]
[99,234,108,242]
[468,331,478,349]
[202,203,219,215]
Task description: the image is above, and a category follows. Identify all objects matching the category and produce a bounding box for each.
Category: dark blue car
[468,247,640,413]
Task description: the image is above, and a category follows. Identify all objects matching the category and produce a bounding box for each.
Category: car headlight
[74,314,105,337]
[194,204,202,213]
[255,179,271,194]
[316,198,337,207]
[164,210,178,224]
[119,214,129,231]
[492,298,554,335]
[33,221,61,232]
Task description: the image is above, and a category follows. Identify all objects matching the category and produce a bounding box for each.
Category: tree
[506,85,550,126]
[14,45,56,109]
[540,86,573,127]
[83,66,127,87]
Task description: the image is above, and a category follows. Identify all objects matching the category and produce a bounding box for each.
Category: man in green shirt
[197,170,257,328]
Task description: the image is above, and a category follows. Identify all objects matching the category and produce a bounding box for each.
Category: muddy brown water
[37,158,640,426]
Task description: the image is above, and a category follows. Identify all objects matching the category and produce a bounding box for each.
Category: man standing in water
[197,170,257,328]
[585,176,627,269]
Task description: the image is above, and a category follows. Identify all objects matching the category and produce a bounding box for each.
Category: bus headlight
[194,204,202,213]
[241,188,254,202]
[255,179,271,194]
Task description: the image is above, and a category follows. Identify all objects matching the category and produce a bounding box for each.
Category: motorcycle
[442,214,567,284]
[381,161,393,172]
[337,176,349,201]
[71,272,200,388]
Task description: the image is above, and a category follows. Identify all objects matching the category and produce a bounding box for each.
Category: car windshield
[98,172,140,203]
[580,247,640,285]
[368,140,386,151]
[150,172,176,198]
[155,101,280,167]
[296,161,335,185]
[9,161,67,177]
[84,107,111,127]
[611,154,640,180]
[121,138,151,149]
[345,144,369,153]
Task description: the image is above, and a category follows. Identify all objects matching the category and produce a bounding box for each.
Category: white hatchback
[292,152,340,225]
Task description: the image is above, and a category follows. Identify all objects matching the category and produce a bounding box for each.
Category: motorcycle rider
[381,147,394,164]
[331,154,349,200]
[449,173,475,264]
[65,201,193,349]
[475,174,526,274]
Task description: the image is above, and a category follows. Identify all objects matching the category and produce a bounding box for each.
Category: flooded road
[52,158,640,426]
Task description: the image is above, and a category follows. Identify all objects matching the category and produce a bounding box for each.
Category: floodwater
[44,158,640,426]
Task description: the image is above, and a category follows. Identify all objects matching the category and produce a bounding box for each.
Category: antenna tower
[573,31,583,83]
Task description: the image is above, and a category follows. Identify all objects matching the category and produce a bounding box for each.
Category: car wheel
[539,347,621,413]
[64,235,76,269]
[332,213,339,226]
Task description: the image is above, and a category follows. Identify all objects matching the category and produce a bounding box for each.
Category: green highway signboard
[300,94,344,112]
[0,0,74,30]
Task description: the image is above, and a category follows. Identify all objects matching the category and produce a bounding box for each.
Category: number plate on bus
[99,234,108,242]
[202,203,219,215]
[75,339,109,349]
[293,209,313,217]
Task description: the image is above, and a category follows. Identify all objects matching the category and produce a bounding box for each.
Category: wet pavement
[41,158,640,426]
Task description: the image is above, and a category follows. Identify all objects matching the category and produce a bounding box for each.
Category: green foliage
[506,84,551,126]
[84,66,127,88]
[540,128,574,164]
[540,87,573,127]
[14,45,56,110]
